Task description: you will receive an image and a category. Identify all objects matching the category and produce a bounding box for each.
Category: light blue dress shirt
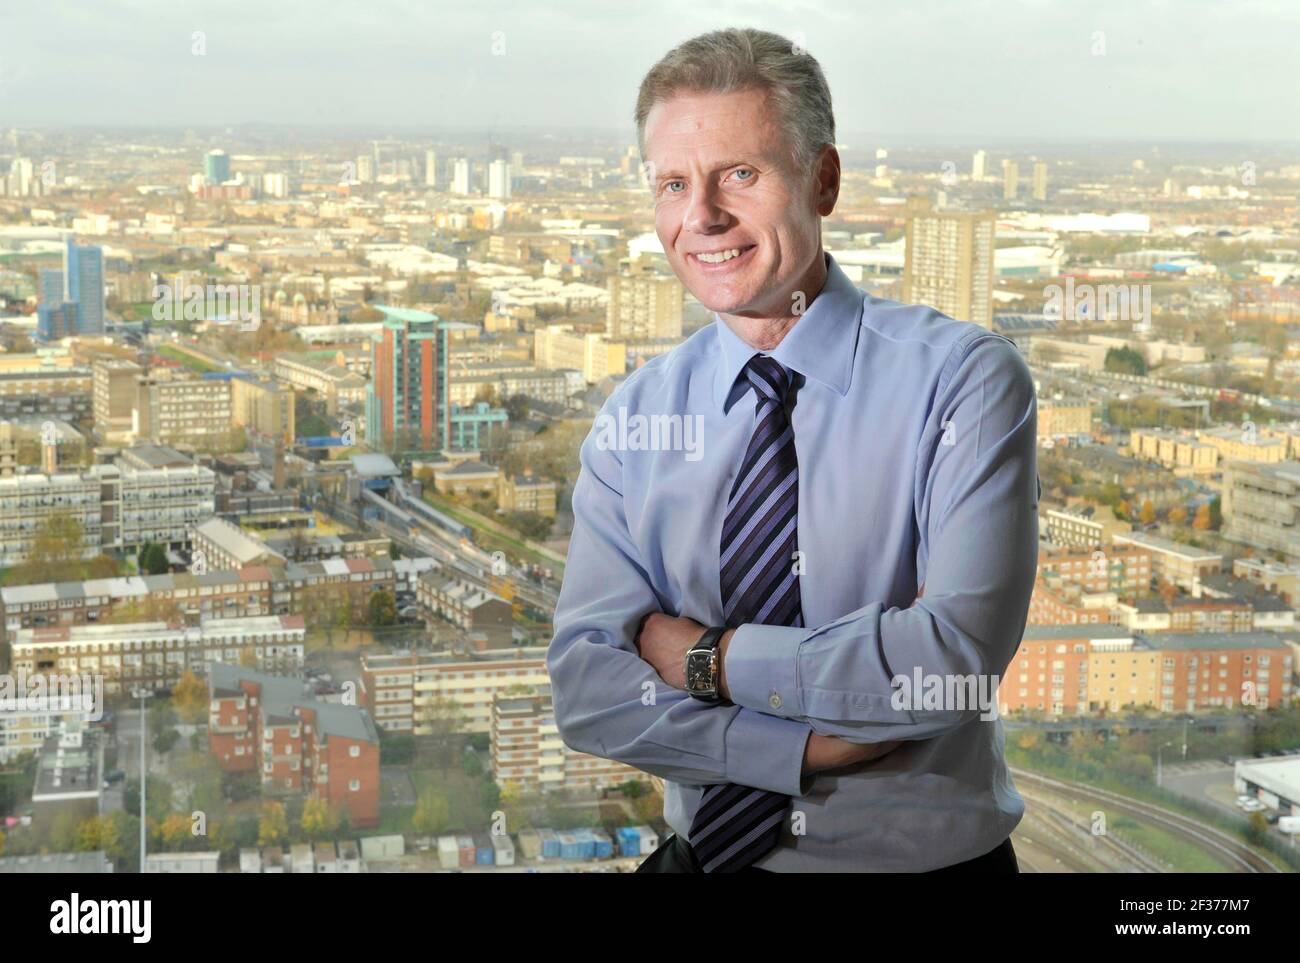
[548,252,1040,871]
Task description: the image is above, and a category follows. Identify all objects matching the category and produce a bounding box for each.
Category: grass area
[158,343,222,373]
[1044,791,1229,872]
[1108,814,1228,872]
[304,628,382,652]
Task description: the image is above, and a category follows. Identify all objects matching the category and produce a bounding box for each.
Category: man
[548,27,1039,873]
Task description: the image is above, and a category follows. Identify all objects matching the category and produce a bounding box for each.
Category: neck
[719,249,829,352]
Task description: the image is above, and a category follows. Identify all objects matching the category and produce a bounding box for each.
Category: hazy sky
[1,0,1296,142]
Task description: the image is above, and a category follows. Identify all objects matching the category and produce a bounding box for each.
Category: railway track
[1011,767,1284,873]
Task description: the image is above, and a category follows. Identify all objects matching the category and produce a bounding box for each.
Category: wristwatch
[684,626,727,703]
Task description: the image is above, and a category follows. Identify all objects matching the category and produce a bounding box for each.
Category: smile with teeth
[695,246,753,264]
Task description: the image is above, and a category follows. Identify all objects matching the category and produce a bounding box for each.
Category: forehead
[643,88,783,167]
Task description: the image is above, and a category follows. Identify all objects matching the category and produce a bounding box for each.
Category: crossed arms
[546,334,1039,795]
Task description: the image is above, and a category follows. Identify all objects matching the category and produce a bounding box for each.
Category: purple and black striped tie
[689,354,804,873]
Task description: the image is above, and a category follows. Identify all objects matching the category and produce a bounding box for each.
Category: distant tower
[902,196,996,330]
[452,158,472,195]
[971,149,987,181]
[1032,161,1048,201]
[488,159,511,199]
[204,149,231,185]
[424,149,438,188]
[1002,160,1019,201]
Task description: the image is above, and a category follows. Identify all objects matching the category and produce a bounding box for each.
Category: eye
[729,168,755,183]
[662,180,685,195]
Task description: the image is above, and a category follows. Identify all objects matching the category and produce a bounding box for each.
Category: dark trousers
[636,833,1019,873]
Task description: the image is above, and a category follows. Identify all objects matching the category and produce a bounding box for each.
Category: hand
[634,612,707,689]
[802,733,903,775]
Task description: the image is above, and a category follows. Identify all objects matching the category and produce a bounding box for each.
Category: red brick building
[208,664,381,827]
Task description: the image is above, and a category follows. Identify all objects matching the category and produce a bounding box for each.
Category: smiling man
[547,27,1040,873]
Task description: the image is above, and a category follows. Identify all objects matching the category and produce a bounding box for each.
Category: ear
[814,144,841,217]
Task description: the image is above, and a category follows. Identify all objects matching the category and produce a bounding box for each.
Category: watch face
[686,650,715,695]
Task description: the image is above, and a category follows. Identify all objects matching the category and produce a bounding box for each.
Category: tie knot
[744,354,793,403]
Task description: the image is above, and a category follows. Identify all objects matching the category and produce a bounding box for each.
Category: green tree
[125,775,174,824]
[300,797,339,840]
[258,801,288,847]
[412,789,451,836]
[1104,346,1148,377]
[367,589,398,627]
[172,671,210,725]
[137,541,170,574]
[15,511,86,584]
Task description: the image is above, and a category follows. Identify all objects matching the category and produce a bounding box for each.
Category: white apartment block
[360,647,549,735]
[0,462,215,565]
[9,614,306,696]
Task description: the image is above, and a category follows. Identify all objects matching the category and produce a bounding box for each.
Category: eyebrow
[655,160,757,184]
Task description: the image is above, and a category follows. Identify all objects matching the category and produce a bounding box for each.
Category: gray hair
[634,28,835,177]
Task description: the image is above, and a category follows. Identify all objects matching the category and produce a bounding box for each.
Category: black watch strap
[692,625,726,653]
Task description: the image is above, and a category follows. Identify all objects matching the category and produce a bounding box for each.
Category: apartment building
[193,516,286,571]
[134,372,233,446]
[901,196,995,329]
[0,557,398,641]
[0,367,92,422]
[1026,576,1115,626]
[1037,399,1094,443]
[1128,427,1219,475]
[417,572,513,645]
[430,460,500,496]
[359,646,549,735]
[605,269,684,340]
[1168,596,1255,634]
[999,626,1293,716]
[491,686,647,795]
[230,375,295,444]
[1111,531,1222,592]
[9,614,306,696]
[0,421,14,477]
[1232,556,1300,606]
[1001,625,1128,717]
[0,460,216,566]
[274,354,367,412]
[448,370,570,407]
[208,664,380,828]
[91,357,142,440]
[1199,425,1286,465]
[1042,504,1131,550]
[1156,633,1293,712]
[497,472,557,517]
[1037,543,1153,595]
[1221,460,1300,561]
[533,324,626,384]
[1086,639,1164,715]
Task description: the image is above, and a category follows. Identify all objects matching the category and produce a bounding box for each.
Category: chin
[690,284,751,316]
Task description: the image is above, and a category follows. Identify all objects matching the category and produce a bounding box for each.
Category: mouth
[688,244,757,273]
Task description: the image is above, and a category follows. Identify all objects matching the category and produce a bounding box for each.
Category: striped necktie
[689,353,803,873]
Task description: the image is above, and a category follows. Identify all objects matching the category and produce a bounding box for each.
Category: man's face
[644,87,825,319]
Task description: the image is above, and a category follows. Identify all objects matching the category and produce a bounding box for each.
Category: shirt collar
[712,251,863,412]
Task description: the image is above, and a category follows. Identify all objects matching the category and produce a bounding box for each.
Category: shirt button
[769,692,783,709]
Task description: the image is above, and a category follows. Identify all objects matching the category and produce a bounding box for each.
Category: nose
[682,182,730,236]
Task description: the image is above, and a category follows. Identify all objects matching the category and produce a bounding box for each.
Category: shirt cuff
[724,622,804,716]
[724,708,812,797]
